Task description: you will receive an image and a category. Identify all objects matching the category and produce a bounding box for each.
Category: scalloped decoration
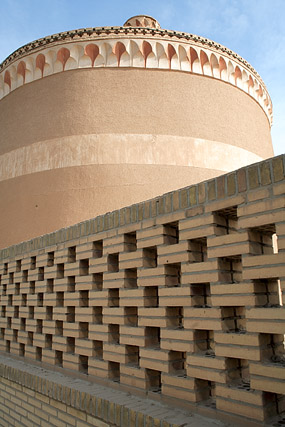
[0,37,272,125]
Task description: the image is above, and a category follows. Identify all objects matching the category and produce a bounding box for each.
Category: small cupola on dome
[123,15,161,29]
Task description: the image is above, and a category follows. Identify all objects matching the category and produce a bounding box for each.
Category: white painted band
[0,134,263,182]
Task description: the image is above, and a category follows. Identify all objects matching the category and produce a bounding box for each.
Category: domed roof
[123,15,161,29]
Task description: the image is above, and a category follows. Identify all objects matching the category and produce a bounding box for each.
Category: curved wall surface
[0,16,274,248]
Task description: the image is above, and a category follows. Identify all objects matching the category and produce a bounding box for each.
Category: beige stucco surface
[0,164,223,248]
[0,68,273,157]
[0,67,274,248]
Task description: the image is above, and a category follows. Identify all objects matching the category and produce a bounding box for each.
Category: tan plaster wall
[0,164,222,248]
[0,68,273,157]
[0,67,274,247]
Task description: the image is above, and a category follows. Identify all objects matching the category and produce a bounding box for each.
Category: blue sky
[0,0,284,155]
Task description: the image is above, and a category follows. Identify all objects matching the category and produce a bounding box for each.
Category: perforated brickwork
[0,155,284,423]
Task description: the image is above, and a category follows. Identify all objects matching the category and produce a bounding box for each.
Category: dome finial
[123,15,161,29]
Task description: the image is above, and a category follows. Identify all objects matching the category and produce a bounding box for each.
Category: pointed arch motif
[57,47,70,71]
[36,54,46,77]
[114,42,126,66]
[17,61,26,83]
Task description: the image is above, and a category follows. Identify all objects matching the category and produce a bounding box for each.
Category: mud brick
[25,319,38,333]
[158,286,191,307]
[88,358,109,378]
[42,348,56,364]
[119,288,145,307]
[137,266,167,287]
[137,225,175,248]
[250,361,285,381]
[238,210,285,230]
[32,280,48,294]
[27,294,38,306]
[5,307,14,317]
[216,383,265,407]
[138,307,168,327]
[11,318,21,329]
[157,242,192,265]
[179,213,220,240]
[75,307,93,322]
[140,348,169,372]
[63,261,80,277]
[35,252,49,268]
[31,306,46,320]
[12,294,21,305]
[103,307,125,325]
[187,358,227,383]
[103,234,136,256]
[181,260,220,284]
[88,324,109,341]
[0,295,8,305]
[248,188,270,202]
[273,179,285,195]
[246,307,285,334]
[205,195,245,214]
[54,247,70,264]
[120,249,156,270]
[242,252,285,280]
[62,322,81,339]
[0,319,6,329]
[120,326,146,347]
[103,271,125,289]
[5,259,16,272]
[42,320,56,335]
[52,336,68,352]
[10,342,20,355]
[24,345,37,359]
[89,290,109,307]
[160,329,194,352]
[33,333,45,347]
[210,282,268,307]
[161,374,197,402]
[63,291,80,307]
[238,196,285,218]
[89,255,108,274]
[4,329,13,341]
[53,307,67,321]
[27,270,38,282]
[13,271,22,282]
[75,242,93,260]
[19,282,30,294]
[216,395,270,422]
[250,362,285,394]
[53,278,69,292]
[207,232,255,258]
[43,292,57,307]
[18,307,29,318]
[215,332,264,361]
[187,354,226,370]
[184,307,223,330]
[62,353,80,371]
[75,338,93,356]
[120,365,147,390]
[74,275,93,291]
[103,343,126,363]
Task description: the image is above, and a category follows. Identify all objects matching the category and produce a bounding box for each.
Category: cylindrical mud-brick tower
[0,15,273,248]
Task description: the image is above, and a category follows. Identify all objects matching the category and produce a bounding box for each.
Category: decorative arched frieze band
[0,34,272,124]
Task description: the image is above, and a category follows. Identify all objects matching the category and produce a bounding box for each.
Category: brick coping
[0,154,284,261]
[0,353,268,427]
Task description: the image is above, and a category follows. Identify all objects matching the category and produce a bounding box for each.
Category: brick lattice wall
[0,155,284,423]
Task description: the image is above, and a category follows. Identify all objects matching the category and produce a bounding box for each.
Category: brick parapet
[0,154,284,424]
[0,154,283,261]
